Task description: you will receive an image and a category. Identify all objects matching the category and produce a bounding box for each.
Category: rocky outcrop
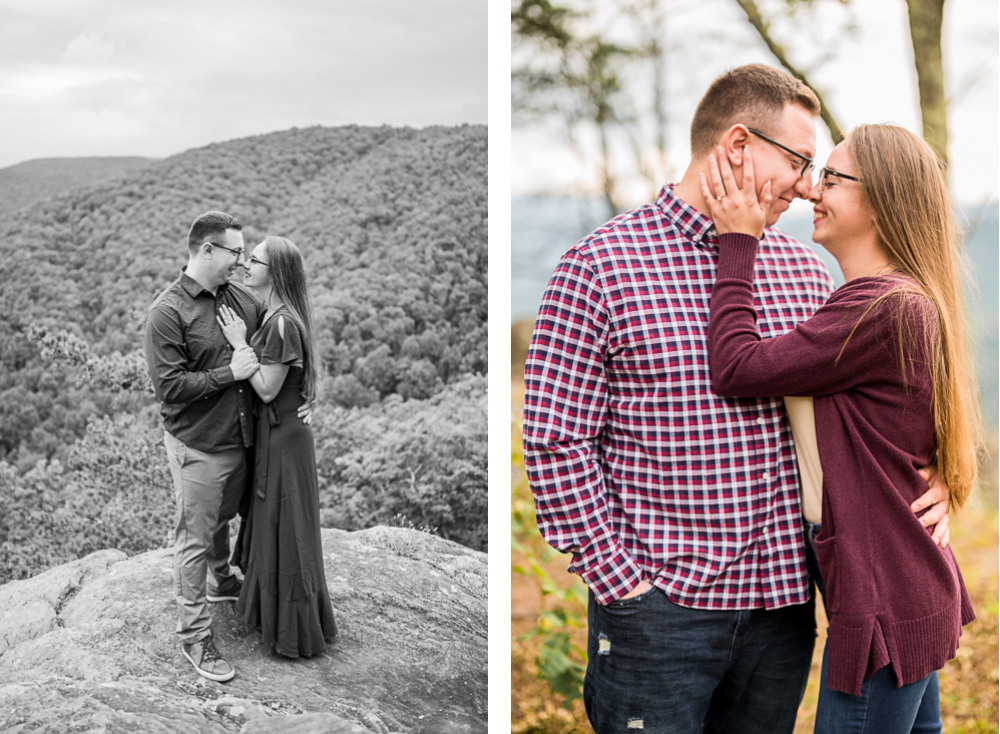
[0,527,487,733]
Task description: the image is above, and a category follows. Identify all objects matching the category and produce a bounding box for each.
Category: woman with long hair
[217,235,336,658]
[699,124,982,731]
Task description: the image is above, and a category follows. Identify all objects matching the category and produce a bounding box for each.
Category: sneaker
[182,635,235,682]
[207,580,242,603]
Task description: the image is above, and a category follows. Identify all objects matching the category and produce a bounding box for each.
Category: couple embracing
[143,211,336,682]
[523,64,982,733]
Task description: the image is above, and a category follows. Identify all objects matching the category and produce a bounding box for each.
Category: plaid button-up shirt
[522,185,835,608]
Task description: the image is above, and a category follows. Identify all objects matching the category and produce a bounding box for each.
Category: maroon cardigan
[707,232,974,696]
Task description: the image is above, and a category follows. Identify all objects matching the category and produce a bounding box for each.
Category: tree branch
[731,0,845,143]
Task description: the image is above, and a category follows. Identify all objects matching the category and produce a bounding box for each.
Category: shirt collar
[179,267,226,299]
[655,184,718,250]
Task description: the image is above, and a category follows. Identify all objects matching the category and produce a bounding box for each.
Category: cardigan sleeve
[707,233,925,398]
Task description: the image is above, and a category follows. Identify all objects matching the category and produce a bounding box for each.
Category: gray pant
[163,431,246,644]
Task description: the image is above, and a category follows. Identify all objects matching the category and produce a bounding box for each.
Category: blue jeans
[815,643,942,734]
[804,522,827,602]
[584,585,816,734]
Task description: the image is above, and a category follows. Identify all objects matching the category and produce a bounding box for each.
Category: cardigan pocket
[811,533,841,614]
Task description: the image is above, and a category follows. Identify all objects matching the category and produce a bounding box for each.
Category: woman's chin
[810,223,824,245]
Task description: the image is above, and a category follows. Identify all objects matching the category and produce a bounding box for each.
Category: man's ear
[200,242,213,259]
[720,124,751,167]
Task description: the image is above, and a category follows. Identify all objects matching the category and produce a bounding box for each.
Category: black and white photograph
[0,2,487,732]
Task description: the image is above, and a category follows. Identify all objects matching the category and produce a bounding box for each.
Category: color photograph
[511,1,998,731]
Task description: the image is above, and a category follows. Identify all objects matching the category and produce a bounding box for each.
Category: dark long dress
[236,307,336,658]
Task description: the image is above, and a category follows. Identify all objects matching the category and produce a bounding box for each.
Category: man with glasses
[522,64,951,733]
[143,211,263,682]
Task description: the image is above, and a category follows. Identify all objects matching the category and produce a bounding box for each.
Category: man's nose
[792,170,814,199]
[806,179,823,203]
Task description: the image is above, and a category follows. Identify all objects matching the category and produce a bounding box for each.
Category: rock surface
[0,527,487,733]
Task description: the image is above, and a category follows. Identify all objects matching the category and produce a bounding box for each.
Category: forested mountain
[0,125,487,575]
[0,156,156,216]
[0,124,487,470]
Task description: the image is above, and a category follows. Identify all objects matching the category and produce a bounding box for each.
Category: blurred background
[509,0,999,731]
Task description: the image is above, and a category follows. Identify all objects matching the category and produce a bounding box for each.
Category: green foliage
[521,621,587,703]
[512,442,589,704]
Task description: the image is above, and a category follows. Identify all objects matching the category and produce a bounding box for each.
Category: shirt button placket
[755,409,773,604]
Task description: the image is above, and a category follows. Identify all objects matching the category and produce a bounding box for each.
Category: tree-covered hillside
[0,156,156,217]
[0,125,488,575]
[0,124,487,469]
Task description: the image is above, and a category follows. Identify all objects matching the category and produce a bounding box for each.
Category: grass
[512,380,999,733]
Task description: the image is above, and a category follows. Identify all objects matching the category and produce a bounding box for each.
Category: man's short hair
[187,211,242,253]
[690,64,820,157]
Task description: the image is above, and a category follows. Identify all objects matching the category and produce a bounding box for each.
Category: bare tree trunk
[598,120,618,215]
[905,0,949,167]
[731,0,845,143]
[646,0,669,181]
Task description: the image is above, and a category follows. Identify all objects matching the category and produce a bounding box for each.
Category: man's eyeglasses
[747,128,814,177]
[248,255,269,267]
[206,241,245,259]
[819,167,861,188]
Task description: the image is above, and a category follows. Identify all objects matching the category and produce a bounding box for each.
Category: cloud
[0,0,486,167]
[64,31,115,63]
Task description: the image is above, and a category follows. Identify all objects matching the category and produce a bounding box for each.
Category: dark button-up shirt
[143,269,264,452]
[522,185,835,609]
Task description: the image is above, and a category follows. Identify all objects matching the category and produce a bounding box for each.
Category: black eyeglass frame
[248,254,270,267]
[746,128,815,176]
[819,167,862,187]
[205,241,245,259]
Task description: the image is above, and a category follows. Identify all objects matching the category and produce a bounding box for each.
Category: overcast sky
[0,0,486,169]
[511,0,999,207]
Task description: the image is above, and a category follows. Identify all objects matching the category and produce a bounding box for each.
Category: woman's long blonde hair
[847,124,984,507]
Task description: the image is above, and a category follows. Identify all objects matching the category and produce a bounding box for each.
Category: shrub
[0,413,171,583]
[315,375,487,550]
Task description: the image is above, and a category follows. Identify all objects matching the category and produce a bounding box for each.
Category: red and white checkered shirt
[522,185,835,608]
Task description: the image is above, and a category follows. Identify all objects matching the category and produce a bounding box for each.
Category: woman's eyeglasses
[819,167,861,187]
